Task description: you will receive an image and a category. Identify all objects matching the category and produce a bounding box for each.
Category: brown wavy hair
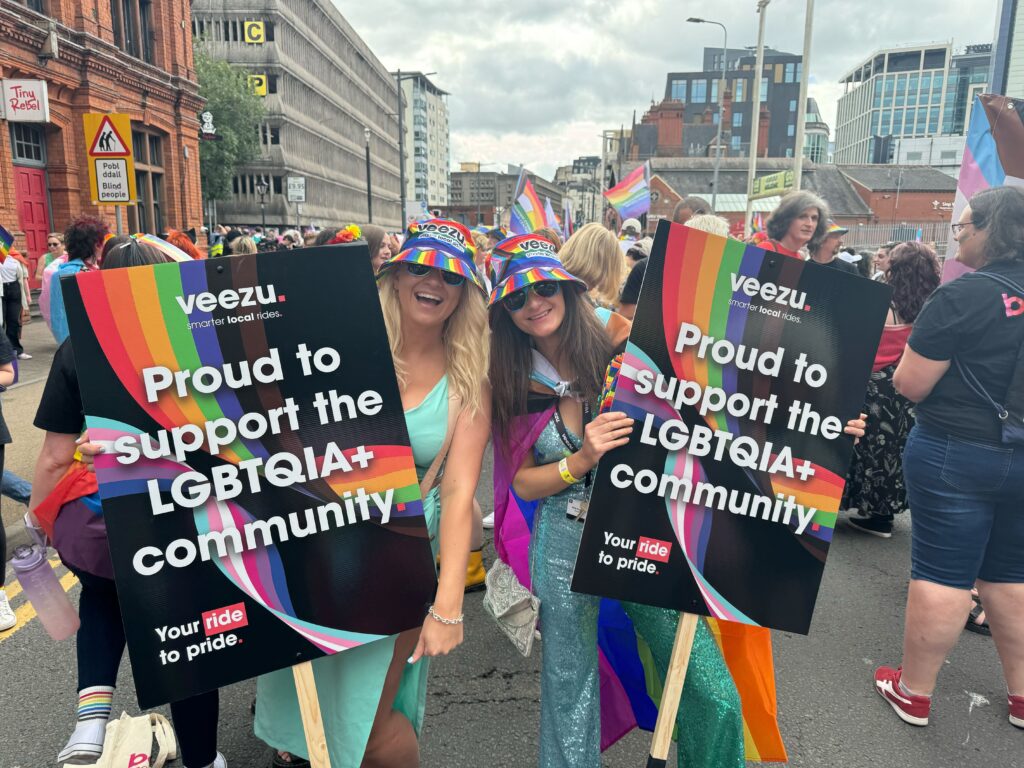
[489,286,611,441]
[887,242,940,323]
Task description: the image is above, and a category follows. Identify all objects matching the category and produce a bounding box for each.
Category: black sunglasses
[405,262,465,286]
[504,281,561,312]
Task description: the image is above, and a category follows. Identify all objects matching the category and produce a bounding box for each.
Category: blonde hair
[233,236,257,255]
[559,222,625,304]
[377,270,489,417]
[471,232,490,267]
[684,214,732,238]
[533,226,563,251]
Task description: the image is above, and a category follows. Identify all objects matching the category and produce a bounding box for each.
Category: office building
[991,0,1024,97]
[448,166,562,228]
[0,0,203,283]
[834,43,990,165]
[664,47,804,158]
[193,0,401,228]
[803,98,830,163]
[397,72,450,211]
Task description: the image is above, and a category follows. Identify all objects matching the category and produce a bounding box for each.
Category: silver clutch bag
[482,558,540,657]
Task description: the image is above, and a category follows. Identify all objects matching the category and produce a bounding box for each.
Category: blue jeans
[903,424,1024,588]
[1,470,31,506]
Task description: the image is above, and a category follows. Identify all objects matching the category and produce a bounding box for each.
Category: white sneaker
[0,591,16,631]
[481,512,495,529]
[17,352,31,360]
[207,752,227,768]
[58,719,106,764]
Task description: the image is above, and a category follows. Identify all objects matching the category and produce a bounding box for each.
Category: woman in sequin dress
[488,233,745,768]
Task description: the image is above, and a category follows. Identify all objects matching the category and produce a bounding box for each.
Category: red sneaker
[1010,693,1024,729]
[874,666,930,726]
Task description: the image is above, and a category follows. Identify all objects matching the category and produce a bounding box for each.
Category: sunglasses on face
[404,262,465,286]
[47,241,61,247]
[504,281,561,312]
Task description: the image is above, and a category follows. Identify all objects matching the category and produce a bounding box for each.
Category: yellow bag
[68,711,177,768]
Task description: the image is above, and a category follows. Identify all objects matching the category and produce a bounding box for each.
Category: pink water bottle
[11,545,80,641]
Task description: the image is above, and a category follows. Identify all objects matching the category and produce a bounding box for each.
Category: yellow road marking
[0,567,79,644]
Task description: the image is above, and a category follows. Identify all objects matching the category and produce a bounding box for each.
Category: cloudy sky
[343,0,998,179]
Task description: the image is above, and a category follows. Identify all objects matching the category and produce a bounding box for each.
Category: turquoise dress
[254,377,449,766]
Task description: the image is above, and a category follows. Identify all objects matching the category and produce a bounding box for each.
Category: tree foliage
[194,46,265,201]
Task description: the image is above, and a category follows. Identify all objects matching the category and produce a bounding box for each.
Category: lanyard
[552,401,593,487]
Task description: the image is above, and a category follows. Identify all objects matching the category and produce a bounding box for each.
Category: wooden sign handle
[646,612,699,768]
[292,661,332,768]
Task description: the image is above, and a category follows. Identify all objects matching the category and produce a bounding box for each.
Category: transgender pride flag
[946,94,1024,281]
[603,161,650,219]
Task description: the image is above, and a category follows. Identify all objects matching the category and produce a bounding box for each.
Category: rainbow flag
[946,94,1024,281]
[0,225,13,259]
[751,212,766,233]
[510,175,546,235]
[604,161,650,219]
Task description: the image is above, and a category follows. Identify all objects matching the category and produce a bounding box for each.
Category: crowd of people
[0,183,1022,767]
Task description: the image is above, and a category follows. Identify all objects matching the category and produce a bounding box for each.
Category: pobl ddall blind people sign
[63,245,437,708]
[572,222,891,634]
[83,113,137,204]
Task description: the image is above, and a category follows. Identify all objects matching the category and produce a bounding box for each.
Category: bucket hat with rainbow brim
[377,218,486,293]
[488,234,587,306]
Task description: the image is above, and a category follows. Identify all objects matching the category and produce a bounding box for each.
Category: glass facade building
[834,44,990,164]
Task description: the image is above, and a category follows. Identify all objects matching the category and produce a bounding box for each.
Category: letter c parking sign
[244,21,265,44]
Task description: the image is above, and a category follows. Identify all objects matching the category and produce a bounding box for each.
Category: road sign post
[83,113,136,205]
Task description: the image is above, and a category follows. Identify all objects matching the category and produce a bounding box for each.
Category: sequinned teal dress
[530,414,744,768]
[254,377,449,766]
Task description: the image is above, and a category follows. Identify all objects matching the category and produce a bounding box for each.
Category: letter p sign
[128,753,150,767]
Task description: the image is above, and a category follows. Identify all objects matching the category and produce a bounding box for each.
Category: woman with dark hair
[749,190,829,257]
[50,216,110,344]
[844,242,940,537]
[489,234,746,768]
[876,186,1024,730]
[29,239,226,767]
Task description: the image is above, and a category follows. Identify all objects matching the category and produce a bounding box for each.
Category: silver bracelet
[427,604,464,625]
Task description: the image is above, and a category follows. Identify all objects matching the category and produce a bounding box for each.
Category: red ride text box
[636,536,672,563]
[202,602,249,636]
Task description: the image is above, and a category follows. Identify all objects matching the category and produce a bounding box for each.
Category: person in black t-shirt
[875,186,1024,731]
[28,239,227,768]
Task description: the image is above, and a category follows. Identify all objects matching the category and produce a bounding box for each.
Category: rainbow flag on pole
[510,175,546,234]
[0,225,13,259]
[603,161,650,219]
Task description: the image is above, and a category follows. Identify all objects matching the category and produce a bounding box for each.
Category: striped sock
[77,686,114,722]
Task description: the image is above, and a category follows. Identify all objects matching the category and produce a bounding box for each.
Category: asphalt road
[0,325,1019,768]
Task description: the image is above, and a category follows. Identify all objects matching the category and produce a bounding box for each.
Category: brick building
[837,165,957,223]
[0,0,203,285]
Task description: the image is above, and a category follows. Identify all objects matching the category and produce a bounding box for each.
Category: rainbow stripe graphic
[604,161,650,219]
[0,225,13,259]
[509,176,546,235]
[75,260,426,652]
[612,228,845,627]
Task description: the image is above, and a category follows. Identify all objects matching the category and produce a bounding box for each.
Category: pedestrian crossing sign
[83,113,136,204]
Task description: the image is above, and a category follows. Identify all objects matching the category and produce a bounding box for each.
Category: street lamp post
[256,177,269,231]
[364,126,373,223]
[687,17,728,211]
[745,0,771,238]
[791,0,815,190]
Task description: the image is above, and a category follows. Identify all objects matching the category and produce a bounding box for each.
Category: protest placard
[63,245,437,708]
[572,222,891,634]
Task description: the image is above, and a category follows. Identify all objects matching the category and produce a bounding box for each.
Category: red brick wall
[0,0,203,265]
[850,182,955,225]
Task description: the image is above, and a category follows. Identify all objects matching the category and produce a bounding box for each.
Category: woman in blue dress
[256,219,491,767]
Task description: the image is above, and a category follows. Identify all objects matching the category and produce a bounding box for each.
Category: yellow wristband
[558,457,579,485]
